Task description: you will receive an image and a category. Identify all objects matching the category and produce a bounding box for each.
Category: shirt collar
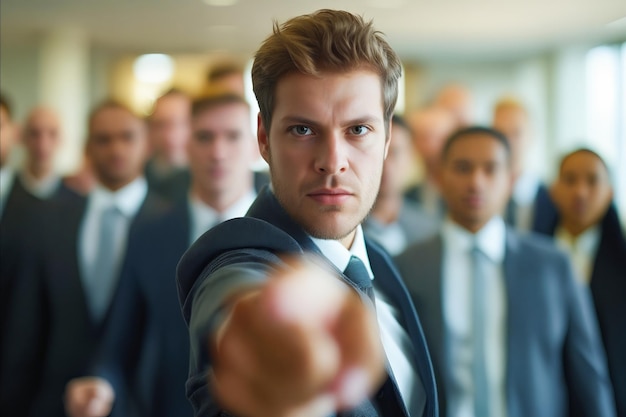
[19,170,61,199]
[0,167,15,201]
[309,225,374,280]
[189,188,257,228]
[555,224,601,253]
[442,215,506,263]
[91,176,148,218]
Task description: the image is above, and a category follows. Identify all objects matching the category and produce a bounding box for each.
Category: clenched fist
[65,377,115,417]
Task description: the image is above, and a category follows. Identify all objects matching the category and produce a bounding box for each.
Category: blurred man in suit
[491,97,554,232]
[176,9,438,417]
[0,92,28,347]
[395,127,615,417]
[364,114,437,255]
[404,106,456,220]
[64,93,261,417]
[545,148,626,416]
[0,100,166,417]
[144,88,192,202]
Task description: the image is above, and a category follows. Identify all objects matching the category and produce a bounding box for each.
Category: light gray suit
[394,228,616,417]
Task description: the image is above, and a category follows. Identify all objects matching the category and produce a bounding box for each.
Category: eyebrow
[279,115,383,128]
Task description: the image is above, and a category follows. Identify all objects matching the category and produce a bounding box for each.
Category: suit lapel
[502,229,526,417]
[368,241,439,417]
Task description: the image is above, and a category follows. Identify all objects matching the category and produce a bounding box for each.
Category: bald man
[404,106,456,219]
[492,97,555,232]
[19,107,80,200]
[433,83,474,128]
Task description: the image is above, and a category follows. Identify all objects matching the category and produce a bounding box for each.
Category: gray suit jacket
[394,229,616,417]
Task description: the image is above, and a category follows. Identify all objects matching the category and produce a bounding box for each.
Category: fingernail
[337,367,369,407]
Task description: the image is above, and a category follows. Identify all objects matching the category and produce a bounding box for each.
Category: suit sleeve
[562,253,617,417]
[185,249,282,417]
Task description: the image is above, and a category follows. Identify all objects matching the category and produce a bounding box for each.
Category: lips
[463,195,483,208]
[307,188,353,205]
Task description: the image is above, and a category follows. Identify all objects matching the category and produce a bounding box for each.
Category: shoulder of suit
[394,233,441,265]
[177,217,304,302]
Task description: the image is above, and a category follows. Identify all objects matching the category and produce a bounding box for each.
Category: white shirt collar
[554,225,600,284]
[90,176,148,218]
[19,170,62,199]
[555,224,601,256]
[0,166,15,201]
[188,189,257,242]
[309,225,374,280]
[442,216,506,263]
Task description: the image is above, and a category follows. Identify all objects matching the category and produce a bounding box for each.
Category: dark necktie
[343,255,374,302]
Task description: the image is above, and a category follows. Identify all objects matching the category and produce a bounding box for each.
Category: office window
[585,42,626,223]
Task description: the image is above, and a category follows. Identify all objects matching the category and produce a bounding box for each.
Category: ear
[257,113,270,164]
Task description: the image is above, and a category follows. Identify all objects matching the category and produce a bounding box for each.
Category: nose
[468,168,487,191]
[314,133,349,175]
[209,137,228,160]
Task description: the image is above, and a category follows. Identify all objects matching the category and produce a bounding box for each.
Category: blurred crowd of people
[0,64,624,417]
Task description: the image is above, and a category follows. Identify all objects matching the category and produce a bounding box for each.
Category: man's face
[492,106,530,175]
[149,94,191,166]
[552,152,613,232]
[379,123,414,198]
[87,107,147,189]
[439,133,512,232]
[259,70,389,248]
[0,106,16,167]
[188,103,255,197]
[23,108,61,169]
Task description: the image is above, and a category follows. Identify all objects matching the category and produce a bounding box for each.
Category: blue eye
[350,125,369,135]
[291,125,313,136]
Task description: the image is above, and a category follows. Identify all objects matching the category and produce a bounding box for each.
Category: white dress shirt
[310,226,425,416]
[441,216,507,417]
[19,170,63,199]
[554,225,600,285]
[188,189,257,244]
[79,177,148,310]
[0,166,15,219]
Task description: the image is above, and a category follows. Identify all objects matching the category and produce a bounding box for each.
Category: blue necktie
[344,256,411,416]
[471,243,490,417]
[343,255,374,302]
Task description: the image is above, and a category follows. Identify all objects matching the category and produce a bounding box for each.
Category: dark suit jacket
[535,203,626,417]
[394,229,616,417]
[176,186,438,417]
[93,201,193,417]
[0,189,167,417]
[0,175,81,349]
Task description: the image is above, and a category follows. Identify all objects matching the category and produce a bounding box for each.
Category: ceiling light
[202,0,238,6]
[133,54,175,84]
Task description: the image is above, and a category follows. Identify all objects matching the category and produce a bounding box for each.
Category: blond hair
[251,9,402,134]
